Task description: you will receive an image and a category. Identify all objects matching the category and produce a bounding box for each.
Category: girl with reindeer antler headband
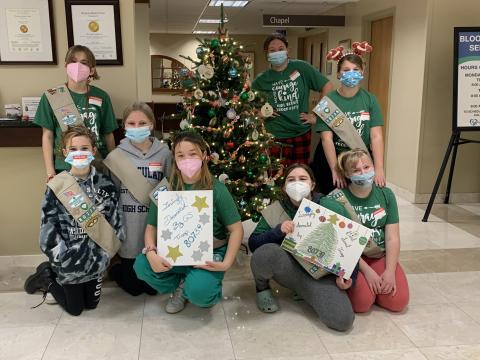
[311,41,386,195]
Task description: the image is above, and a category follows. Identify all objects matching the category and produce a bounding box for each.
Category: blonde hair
[170,131,213,190]
[65,45,100,80]
[336,149,372,178]
[122,102,155,128]
[61,125,97,149]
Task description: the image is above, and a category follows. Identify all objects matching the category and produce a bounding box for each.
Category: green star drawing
[166,245,183,263]
[328,214,339,225]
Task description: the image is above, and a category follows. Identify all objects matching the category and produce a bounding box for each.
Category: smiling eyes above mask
[267,50,288,66]
[285,181,311,202]
[340,70,364,87]
[65,151,95,169]
[125,126,151,143]
[349,170,375,187]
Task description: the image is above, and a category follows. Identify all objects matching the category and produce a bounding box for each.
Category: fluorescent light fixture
[199,18,229,24]
[209,1,249,7]
[193,30,216,34]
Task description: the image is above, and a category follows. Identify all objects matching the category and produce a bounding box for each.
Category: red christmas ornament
[225,141,235,150]
[339,221,346,228]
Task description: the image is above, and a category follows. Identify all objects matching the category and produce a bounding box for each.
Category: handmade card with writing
[156,190,213,266]
[281,198,374,279]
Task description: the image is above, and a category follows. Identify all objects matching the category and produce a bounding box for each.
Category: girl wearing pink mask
[134,131,243,314]
[34,45,117,182]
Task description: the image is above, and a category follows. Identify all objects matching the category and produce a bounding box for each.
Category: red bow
[326,46,345,61]
[352,41,373,56]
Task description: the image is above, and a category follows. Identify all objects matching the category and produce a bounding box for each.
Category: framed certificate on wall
[0,0,56,64]
[65,0,123,66]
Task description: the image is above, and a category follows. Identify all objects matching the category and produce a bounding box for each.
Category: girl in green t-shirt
[314,49,385,194]
[133,131,243,314]
[332,149,409,313]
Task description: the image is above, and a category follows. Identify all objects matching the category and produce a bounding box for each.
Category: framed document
[65,0,123,66]
[0,0,56,64]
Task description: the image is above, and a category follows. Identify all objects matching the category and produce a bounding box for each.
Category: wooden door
[368,16,393,145]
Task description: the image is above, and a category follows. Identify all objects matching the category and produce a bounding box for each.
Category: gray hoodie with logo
[112,137,172,258]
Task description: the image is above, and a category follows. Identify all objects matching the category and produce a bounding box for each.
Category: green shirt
[253,195,351,235]
[34,85,118,171]
[315,88,383,153]
[252,59,329,138]
[146,178,241,240]
[333,186,399,250]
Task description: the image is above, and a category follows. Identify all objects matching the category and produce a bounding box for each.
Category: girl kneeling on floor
[134,131,243,313]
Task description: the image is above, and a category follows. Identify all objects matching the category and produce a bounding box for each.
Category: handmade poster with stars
[281,198,374,279]
[156,190,213,265]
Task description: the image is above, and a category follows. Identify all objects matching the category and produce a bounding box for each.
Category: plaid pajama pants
[269,131,312,166]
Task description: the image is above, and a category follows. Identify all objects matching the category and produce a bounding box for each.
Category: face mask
[177,158,202,178]
[125,126,151,143]
[267,50,288,66]
[340,70,364,87]
[285,181,311,202]
[66,62,91,83]
[350,170,375,187]
[65,150,94,169]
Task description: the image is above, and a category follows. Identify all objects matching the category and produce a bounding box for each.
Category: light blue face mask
[340,70,364,87]
[350,170,375,187]
[125,126,151,143]
[267,50,288,66]
[64,151,94,169]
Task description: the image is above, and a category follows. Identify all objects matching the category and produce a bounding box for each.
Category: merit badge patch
[88,96,103,107]
[149,162,162,173]
[289,70,300,81]
[360,112,370,121]
[62,114,77,125]
[68,194,85,208]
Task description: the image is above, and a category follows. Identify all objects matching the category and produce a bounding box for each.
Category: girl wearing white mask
[134,131,243,314]
[314,43,385,195]
[34,45,118,182]
[105,102,172,296]
[330,149,409,313]
[248,163,356,332]
[252,33,333,166]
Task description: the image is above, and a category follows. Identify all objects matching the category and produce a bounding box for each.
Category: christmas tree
[297,222,338,265]
[177,8,283,222]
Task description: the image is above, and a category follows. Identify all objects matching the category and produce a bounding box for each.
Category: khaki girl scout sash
[329,189,384,258]
[313,96,369,153]
[262,201,329,279]
[103,149,158,207]
[45,85,84,132]
[47,171,121,258]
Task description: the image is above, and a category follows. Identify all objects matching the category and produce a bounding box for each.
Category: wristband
[142,245,157,255]
[46,174,55,182]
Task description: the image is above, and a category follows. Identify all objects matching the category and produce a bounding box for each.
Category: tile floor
[1,199,479,360]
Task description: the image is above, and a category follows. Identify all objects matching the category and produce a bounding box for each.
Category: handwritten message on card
[281,198,373,279]
[156,190,213,266]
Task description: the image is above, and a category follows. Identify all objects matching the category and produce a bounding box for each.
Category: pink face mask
[176,158,202,178]
[66,62,91,83]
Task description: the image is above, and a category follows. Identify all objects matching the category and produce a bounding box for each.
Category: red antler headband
[326,41,373,62]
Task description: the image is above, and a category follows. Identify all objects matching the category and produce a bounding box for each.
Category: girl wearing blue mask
[252,33,333,166]
[314,45,386,195]
[106,102,172,296]
[329,149,409,313]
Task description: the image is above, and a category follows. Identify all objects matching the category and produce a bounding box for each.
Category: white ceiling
[149,0,358,34]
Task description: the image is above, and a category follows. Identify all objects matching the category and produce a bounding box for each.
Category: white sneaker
[45,292,57,305]
[165,281,186,314]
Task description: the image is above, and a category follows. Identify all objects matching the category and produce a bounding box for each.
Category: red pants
[348,256,409,313]
[269,131,311,166]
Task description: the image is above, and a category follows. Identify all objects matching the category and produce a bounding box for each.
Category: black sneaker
[24,262,55,294]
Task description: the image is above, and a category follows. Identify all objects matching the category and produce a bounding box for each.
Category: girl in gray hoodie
[107,102,172,296]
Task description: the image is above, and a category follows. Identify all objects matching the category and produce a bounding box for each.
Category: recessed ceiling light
[193,30,216,34]
[199,18,229,24]
[209,1,249,7]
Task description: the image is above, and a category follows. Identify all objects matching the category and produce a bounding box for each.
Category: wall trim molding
[387,182,480,204]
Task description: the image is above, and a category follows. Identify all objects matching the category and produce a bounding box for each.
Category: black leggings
[50,277,102,316]
[311,144,335,195]
[110,257,157,296]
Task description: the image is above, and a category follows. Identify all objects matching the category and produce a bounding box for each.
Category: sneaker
[24,262,55,294]
[165,281,186,314]
[45,292,57,305]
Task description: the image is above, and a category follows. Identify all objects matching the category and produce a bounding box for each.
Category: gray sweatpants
[250,243,354,332]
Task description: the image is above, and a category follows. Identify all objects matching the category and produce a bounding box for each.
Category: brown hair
[61,125,97,149]
[336,148,372,178]
[337,53,364,74]
[170,131,213,190]
[122,102,155,128]
[281,163,316,196]
[263,33,288,51]
[65,45,100,80]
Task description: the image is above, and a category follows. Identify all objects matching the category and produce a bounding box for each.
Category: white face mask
[285,181,311,202]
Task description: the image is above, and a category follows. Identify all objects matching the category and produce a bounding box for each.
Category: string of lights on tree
[176,6,284,222]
